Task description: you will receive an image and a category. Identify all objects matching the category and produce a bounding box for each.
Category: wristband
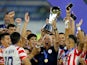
[77,27,81,30]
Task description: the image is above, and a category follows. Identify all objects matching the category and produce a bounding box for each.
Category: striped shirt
[58,48,65,59]
[3,45,27,65]
[58,47,68,65]
[81,51,87,64]
[16,46,27,61]
[66,48,82,65]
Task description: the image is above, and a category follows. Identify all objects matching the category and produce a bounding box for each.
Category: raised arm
[76,19,84,43]
[64,7,75,37]
[21,12,30,38]
[8,11,15,24]
[15,18,22,33]
[64,7,71,37]
[70,16,75,35]
[76,19,84,51]
[52,20,59,52]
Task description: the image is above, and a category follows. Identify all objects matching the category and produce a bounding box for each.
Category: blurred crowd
[0,3,87,65]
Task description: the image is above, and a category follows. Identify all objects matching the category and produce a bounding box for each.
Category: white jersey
[3,45,27,65]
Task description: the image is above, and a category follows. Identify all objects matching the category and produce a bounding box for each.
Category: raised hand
[66,7,71,13]
[24,12,30,23]
[46,18,49,24]
[52,19,57,28]
[15,18,22,24]
[8,11,15,18]
[76,19,83,27]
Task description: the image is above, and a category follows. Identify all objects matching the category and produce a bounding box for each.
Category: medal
[48,49,52,54]
[44,59,48,63]
[43,50,48,63]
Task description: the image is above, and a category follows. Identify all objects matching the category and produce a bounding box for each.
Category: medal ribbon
[43,50,48,59]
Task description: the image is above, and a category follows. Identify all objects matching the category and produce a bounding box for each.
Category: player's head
[26,30,32,36]
[7,24,16,34]
[59,32,65,46]
[42,34,52,49]
[10,32,20,45]
[0,33,11,47]
[40,29,46,37]
[49,33,55,45]
[67,34,77,49]
[27,33,37,47]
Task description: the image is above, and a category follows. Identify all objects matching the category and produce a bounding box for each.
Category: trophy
[43,23,53,34]
[49,6,61,24]
[43,6,61,33]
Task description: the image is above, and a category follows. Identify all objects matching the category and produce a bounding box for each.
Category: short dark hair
[0,33,10,40]
[69,35,77,43]
[3,12,9,18]
[7,24,16,29]
[24,47,30,51]
[10,32,20,45]
[59,32,65,35]
[49,33,54,35]
[27,33,37,40]
[26,30,31,32]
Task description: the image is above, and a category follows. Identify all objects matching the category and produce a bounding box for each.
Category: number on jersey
[5,56,13,65]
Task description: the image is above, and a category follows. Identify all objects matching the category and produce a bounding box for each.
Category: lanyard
[61,48,74,59]
[43,50,48,59]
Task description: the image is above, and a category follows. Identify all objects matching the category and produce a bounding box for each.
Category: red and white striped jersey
[66,48,82,65]
[3,45,27,65]
[58,47,67,65]
[85,59,87,64]
[58,48,65,59]
[81,51,87,64]
[0,46,5,65]
[58,46,67,59]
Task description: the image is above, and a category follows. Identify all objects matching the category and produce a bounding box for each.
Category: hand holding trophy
[43,6,61,34]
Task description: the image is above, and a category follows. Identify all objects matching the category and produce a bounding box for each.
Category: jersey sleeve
[0,48,4,64]
[17,47,27,61]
